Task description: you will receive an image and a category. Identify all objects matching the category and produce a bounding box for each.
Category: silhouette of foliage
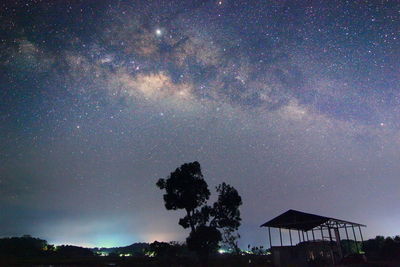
[0,235,47,258]
[157,161,210,232]
[362,235,385,260]
[210,183,242,229]
[362,235,400,260]
[56,245,94,258]
[248,245,268,255]
[91,242,149,256]
[186,225,221,259]
[157,162,242,260]
[146,241,189,258]
[340,239,361,256]
[222,228,241,254]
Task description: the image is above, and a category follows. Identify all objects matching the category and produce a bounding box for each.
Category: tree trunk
[186,209,195,233]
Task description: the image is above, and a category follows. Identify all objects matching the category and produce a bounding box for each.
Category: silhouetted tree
[157,162,242,261]
[381,236,400,260]
[186,225,221,260]
[211,182,242,254]
[0,235,47,258]
[146,241,188,258]
[362,235,385,259]
[56,245,94,258]
[362,235,400,260]
[157,161,210,232]
[249,245,268,255]
[45,244,55,252]
[222,228,241,254]
[341,239,361,255]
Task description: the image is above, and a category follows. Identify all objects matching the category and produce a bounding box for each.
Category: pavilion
[261,209,366,266]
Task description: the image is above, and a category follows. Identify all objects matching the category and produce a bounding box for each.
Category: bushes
[363,235,400,260]
[0,235,47,258]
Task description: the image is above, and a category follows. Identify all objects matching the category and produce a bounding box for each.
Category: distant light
[218,248,226,254]
[145,251,156,257]
[155,29,162,36]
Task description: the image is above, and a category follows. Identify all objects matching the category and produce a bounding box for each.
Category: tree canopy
[156,161,242,258]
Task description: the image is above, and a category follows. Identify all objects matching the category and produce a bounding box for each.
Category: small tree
[157,162,242,260]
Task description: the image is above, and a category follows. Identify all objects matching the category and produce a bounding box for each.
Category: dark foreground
[1,255,273,267]
[2,256,400,267]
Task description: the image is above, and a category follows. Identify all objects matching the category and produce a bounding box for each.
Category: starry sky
[1,0,399,248]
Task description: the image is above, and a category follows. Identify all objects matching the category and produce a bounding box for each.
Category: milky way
[1,0,399,247]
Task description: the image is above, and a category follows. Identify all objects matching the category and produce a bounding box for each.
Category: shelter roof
[260,209,365,231]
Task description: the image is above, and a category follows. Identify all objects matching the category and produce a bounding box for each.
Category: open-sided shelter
[261,209,366,266]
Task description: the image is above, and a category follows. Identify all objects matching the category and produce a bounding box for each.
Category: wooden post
[358,226,364,242]
[335,226,343,260]
[328,227,333,242]
[268,227,272,248]
[279,228,283,246]
[289,229,293,246]
[352,225,359,253]
[345,225,350,254]
[345,226,349,240]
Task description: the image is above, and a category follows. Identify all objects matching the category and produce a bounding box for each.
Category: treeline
[0,236,271,266]
[340,235,400,261]
[92,242,149,256]
[0,235,94,259]
[0,236,192,259]
[362,235,400,261]
[0,235,400,261]
[0,236,194,259]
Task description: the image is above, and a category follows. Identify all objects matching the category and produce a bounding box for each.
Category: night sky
[1,0,399,248]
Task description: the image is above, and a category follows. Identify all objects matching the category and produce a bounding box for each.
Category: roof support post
[335,224,343,260]
[279,228,283,246]
[320,227,324,240]
[306,231,309,241]
[302,231,305,243]
[268,227,272,248]
[289,229,293,246]
[298,230,301,243]
[344,225,350,255]
[311,229,315,241]
[352,225,359,253]
[328,227,333,243]
[358,226,364,243]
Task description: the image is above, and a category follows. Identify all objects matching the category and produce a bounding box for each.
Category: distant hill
[91,243,149,256]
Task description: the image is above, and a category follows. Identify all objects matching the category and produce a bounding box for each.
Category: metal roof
[260,209,366,231]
